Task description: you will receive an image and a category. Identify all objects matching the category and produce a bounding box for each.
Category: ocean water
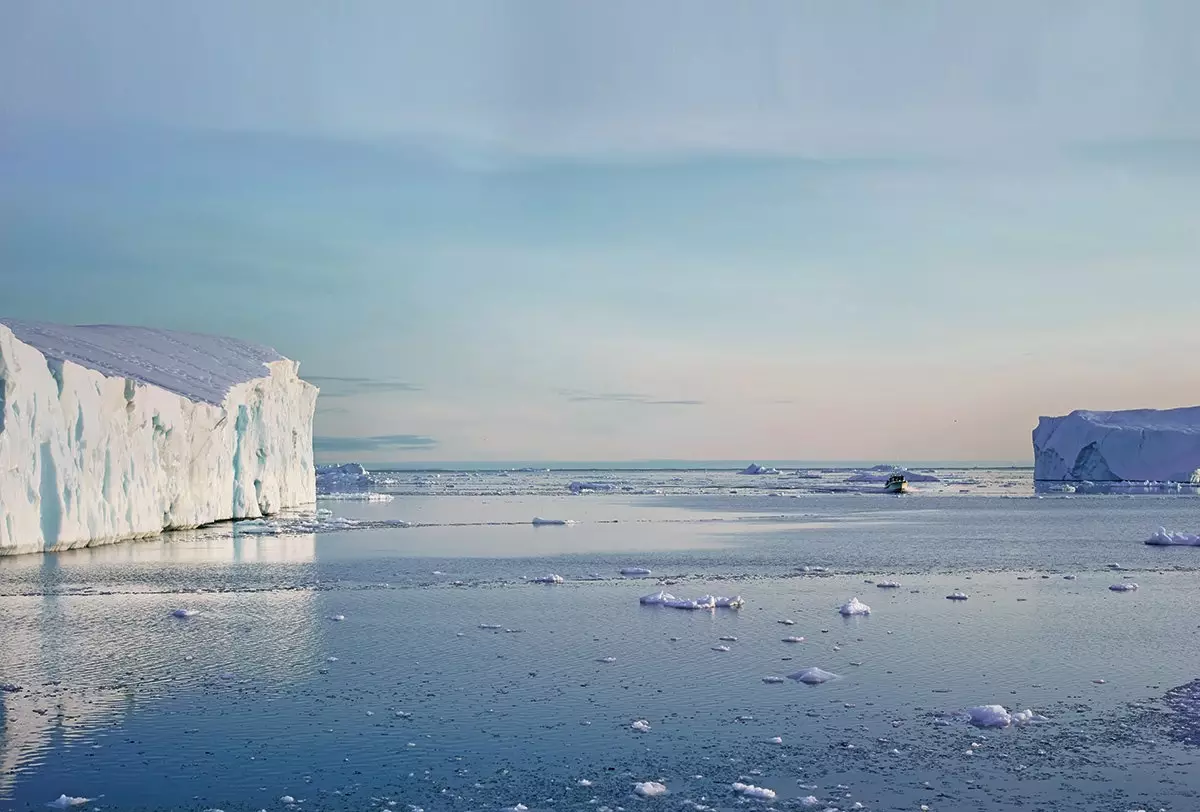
[3,468,1200,811]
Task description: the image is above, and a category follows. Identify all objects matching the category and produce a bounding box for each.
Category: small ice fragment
[799,797,820,808]
[638,590,676,606]
[328,614,346,621]
[279,796,295,804]
[876,580,901,589]
[531,516,574,526]
[620,567,652,576]
[326,656,338,662]
[532,574,565,585]
[712,645,731,652]
[788,667,840,684]
[768,736,783,744]
[1063,574,1077,580]
[778,619,796,625]
[633,781,667,797]
[714,595,745,608]
[762,676,785,684]
[631,719,652,732]
[967,705,1012,728]
[578,779,594,787]
[46,796,90,809]
[838,597,871,616]
[946,591,969,601]
[1109,583,1138,592]
[478,623,502,630]
[597,657,617,663]
[502,805,528,812]
[171,608,198,618]
[1011,709,1049,725]
[731,783,777,801]
[718,636,738,642]
[782,636,805,643]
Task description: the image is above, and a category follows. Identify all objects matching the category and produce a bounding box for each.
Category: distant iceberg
[845,469,940,483]
[531,517,574,526]
[740,463,781,475]
[1034,407,1200,483]
[316,462,372,493]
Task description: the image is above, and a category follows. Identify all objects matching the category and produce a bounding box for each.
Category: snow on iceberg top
[1038,407,1200,435]
[0,320,286,405]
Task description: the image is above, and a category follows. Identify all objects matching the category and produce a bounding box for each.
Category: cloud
[306,375,423,397]
[556,388,703,406]
[313,434,437,453]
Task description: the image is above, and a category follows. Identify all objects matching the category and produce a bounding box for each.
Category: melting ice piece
[782,636,805,643]
[712,645,731,652]
[762,676,785,684]
[532,574,565,585]
[664,595,717,610]
[1063,574,1077,580]
[967,705,1011,727]
[279,796,296,804]
[578,779,594,787]
[1010,709,1049,725]
[502,805,528,812]
[171,609,198,618]
[633,781,668,797]
[531,517,574,526]
[597,657,617,663]
[1110,583,1139,592]
[620,567,652,576]
[788,667,840,685]
[327,614,346,621]
[478,623,503,630]
[838,597,871,616]
[714,595,745,608]
[778,619,796,625]
[768,736,783,744]
[46,796,91,809]
[718,636,738,642]
[946,591,969,601]
[876,580,901,589]
[731,782,777,800]
[800,796,821,808]
[639,590,676,606]
[1146,527,1200,546]
[631,719,652,732]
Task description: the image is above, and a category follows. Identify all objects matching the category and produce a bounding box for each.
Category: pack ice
[1033,407,1200,482]
[0,321,317,555]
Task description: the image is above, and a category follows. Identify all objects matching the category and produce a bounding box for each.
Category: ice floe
[714,595,745,608]
[327,614,346,622]
[532,574,565,584]
[620,567,652,576]
[1109,583,1139,591]
[788,667,840,685]
[876,580,901,589]
[631,719,652,732]
[731,782,777,800]
[1146,527,1200,546]
[568,481,614,493]
[799,796,821,808]
[712,645,731,652]
[639,590,675,606]
[531,517,574,526]
[318,492,394,502]
[171,608,198,618]
[767,736,783,744]
[46,796,91,809]
[838,597,871,616]
[633,781,667,797]
[763,676,785,684]
[965,705,1048,728]
[782,636,805,643]
[946,591,969,601]
[502,805,528,812]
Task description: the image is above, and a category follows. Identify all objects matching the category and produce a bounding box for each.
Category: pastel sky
[2,1,1199,463]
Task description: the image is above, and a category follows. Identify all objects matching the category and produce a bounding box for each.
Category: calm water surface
[3,473,1200,811]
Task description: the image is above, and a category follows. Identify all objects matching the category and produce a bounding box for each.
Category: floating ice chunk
[171,608,198,618]
[578,779,594,787]
[597,657,617,663]
[531,517,574,526]
[782,636,805,643]
[712,645,731,652]
[1146,527,1200,546]
[318,492,394,502]
[631,719,652,732]
[788,667,840,685]
[799,797,820,808]
[740,463,781,475]
[876,580,901,589]
[620,567,652,576]
[478,623,502,630]
[838,597,871,616]
[532,574,565,585]
[762,676,785,684]
[664,595,717,610]
[718,636,738,642]
[768,736,783,744]
[1063,574,1077,580]
[328,614,346,621]
[714,595,745,608]
[1109,583,1139,591]
[967,705,1011,727]
[502,805,528,812]
[778,619,796,625]
[1011,709,1049,725]
[731,783,777,800]
[568,480,614,493]
[946,591,969,601]
[279,796,295,804]
[46,796,91,809]
[634,781,668,797]
[639,590,676,606]
[799,565,826,573]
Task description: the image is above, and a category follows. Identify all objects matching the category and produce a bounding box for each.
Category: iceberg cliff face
[1033,407,1200,483]
[0,321,317,555]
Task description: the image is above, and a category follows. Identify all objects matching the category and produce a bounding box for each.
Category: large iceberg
[1033,407,1200,482]
[0,321,317,555]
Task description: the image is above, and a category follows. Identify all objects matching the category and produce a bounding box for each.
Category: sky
[2,0,1199,464]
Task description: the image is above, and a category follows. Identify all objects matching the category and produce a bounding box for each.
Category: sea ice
[46,796,90,809]
[1034,406,1200,483]
[171,608,198,618]
[1110,583,1139,592]
[731,782,777,800]
[1146,527,1200,546]
[532,574,565,584]
[946,591,969,601]
[711,645,731,652]
[315,463,372,493]
[768,736,783,744]
[279,796,295,804]
[567,480,615,493]
[631,720,652,732]
[639,590,676,606]
[531,517,574,526]
[718,636,738,642]
[620,567,652,576]
[876,580,901,589]
[838,597,871,616]
[740,463,781,475]
[782,636,805,643]
[328,614,346,621]
[633,781,667,797]
[762,677,785,684]
[664,595,718,610]
[799,797,820,808]
[966,705,1048,728]
[788,667,840,685]
[714,595,745,608]
[845,469,940,483]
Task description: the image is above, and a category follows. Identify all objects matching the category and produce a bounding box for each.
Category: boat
[883,473,909,494]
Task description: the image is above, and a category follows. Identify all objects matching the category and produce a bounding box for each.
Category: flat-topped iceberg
[1034,407,1200,483]
[0,320,317,555]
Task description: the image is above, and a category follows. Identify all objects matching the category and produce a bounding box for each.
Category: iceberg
[1033,407,1200,483]
[838,597,871,616]
[1146,527,1200,546]
[965,705,1047,728]
[315,462,372,493]
[739,463,781,475]
[787,667,840,685]
[0,321,317,555]
[845,469,940,483]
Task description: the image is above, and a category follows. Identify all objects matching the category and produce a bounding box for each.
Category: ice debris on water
[838,597,871,616]
[279,796,295,804]
[731,782,777,800]
[876,580,901,588]
[712,645,731,652]
[620,567,652,576]
[762,676,785,684]
[531,516,574,526]
[788,667,840,685]
[327,614,346,622]
[768,736,783,744]
[639,590,675,606]
[532,574,564,585]
[782,636,805,643]
[631,719,652,732]
[171,608,198,618]
[800,797,821,808]
[946,591,969,601]
[965,705,1048,728]
[640,593,744,610]
[633,781,667,797]
[46,796,91,809]
[1147,527,1200,546]
[578,779,594,787]
[1110,583,1139,591]
[502,805,528,812]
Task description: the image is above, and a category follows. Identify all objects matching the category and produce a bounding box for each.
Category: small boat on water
[883,473,909,494]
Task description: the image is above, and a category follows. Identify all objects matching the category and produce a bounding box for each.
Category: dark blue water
[3,487,1200,811]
